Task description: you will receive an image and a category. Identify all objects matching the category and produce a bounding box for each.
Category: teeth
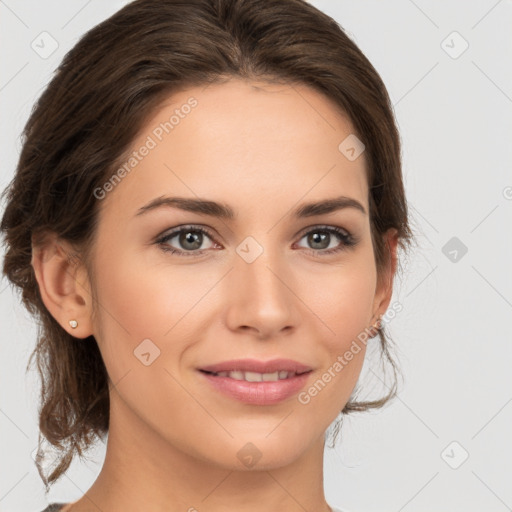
[245,371,263,382]
[213,370,297,381]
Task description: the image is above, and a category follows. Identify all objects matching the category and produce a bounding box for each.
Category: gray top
[41,503,348,511]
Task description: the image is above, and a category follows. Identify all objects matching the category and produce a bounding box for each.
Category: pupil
[309,232,328,249]
[181,231,202,250]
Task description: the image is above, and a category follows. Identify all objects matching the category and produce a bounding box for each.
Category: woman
[0,0,412,510]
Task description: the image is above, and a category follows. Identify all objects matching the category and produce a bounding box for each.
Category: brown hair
[0,0,412,492]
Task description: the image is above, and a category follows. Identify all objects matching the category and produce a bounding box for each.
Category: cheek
[88,250,205,436]
[301,251,377,341]
[89,242,222,381]
[88,241,166,378]
[92,241,203,336]
[297,252,376,405]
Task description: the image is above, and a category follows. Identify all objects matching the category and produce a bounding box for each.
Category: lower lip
[199,370,312,405]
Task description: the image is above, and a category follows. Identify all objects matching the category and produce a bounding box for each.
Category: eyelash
[155,224,358,258]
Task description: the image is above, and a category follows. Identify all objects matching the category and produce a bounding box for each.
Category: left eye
[295,226,355,253]
[156,225,356,257]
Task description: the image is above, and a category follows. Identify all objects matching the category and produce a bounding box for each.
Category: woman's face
[84,78,395,470]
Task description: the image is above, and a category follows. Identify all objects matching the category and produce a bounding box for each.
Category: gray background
[1,1,511,511]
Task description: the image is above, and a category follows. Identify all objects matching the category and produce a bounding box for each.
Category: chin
[201,433,315,472]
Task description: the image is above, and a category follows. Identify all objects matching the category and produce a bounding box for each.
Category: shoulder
[39,504,69,512]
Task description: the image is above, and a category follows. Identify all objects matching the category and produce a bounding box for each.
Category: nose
[224,241,301,339]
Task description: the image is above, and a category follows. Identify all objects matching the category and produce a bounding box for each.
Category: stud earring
[368,314,382,335]
[373,314,383,330]
[69,319,78,329]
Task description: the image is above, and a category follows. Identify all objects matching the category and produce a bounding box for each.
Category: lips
[199,368,312,405]
[199,358,313,375]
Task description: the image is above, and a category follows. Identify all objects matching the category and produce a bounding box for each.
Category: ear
[371,228,399,321]
[31,231,94,339]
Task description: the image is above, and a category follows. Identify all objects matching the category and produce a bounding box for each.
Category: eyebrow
[135,195,366,219]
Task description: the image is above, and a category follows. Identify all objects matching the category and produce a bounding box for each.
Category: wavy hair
[0,0,413,492]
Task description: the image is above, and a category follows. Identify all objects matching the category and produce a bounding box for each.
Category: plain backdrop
[1,1,511,511]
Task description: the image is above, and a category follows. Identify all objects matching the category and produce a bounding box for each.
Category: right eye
[156,225,220,257]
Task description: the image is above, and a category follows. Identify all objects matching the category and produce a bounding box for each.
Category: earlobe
[31,232,93,339]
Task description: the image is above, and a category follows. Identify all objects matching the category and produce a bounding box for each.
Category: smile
[198,369,313,405]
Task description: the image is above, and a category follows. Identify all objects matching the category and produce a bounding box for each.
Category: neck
[64,391,332,512]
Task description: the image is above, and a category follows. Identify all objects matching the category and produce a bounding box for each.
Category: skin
[32,78,398,512]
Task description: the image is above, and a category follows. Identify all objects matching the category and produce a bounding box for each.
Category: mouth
[197,367,313,405]
[199,357,313,377]
[199,368,312,382]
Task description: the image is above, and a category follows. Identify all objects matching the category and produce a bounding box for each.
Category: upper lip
[199,358,313,374]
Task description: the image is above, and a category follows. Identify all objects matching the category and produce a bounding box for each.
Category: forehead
[99,79,369,221]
